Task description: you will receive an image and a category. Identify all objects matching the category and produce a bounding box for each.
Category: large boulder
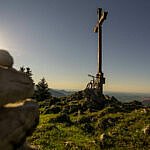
[0,100,39,150]
[0,49,13,68]
[0,50,39,150]
[0,67,34,107]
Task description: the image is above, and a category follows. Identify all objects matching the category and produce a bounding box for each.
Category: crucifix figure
[87,8,108,95]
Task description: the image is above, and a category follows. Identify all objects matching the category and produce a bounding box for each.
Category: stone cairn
[0,50,39,150]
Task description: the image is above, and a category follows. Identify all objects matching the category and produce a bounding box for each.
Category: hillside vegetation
[28,91,150,150]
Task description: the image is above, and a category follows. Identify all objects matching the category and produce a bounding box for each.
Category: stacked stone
[0,50,39,150]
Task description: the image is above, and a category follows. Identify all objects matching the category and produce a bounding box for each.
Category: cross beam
[93,9,108,33]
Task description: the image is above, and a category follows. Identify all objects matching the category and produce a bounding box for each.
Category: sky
[0,0,150,93]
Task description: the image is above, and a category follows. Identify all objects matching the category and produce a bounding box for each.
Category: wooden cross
[93,8,108,74]
[86,8,108,95]
[94,8,108,94]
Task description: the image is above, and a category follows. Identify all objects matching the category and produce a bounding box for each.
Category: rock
[16,141,32,150]
[78,115,92,124]
[0,49,13,68]
[140,108,148,114]
[62,106,70,114]
[0,67,34,107]
[122,101,143,112]
[54,113,71,124]
[0,50,39,150]
[0,99,39,150]
[81,123,94,134]
[69,104,79,114]
[100,133,106,141]
[143,125,150,135]
[43,105,61,114]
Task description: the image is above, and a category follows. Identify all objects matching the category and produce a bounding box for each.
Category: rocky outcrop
[0,67,34,107]
[0,50,39,150]
[0,100,39,150]
[0,49,13,68]
[143,125,150,135]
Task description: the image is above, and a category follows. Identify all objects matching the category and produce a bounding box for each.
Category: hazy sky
[0,0,150,93]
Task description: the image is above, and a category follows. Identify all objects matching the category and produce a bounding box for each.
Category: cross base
[86,72,105,95]
[95,72,105,94]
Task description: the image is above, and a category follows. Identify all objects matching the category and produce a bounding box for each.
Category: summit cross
[86,8,108,95]
[94,8,107,75]
[94,8,108,94]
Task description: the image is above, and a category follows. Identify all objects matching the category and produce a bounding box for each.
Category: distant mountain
[105,91,150,103]
[142,98,150,106]
[49,89,75,97]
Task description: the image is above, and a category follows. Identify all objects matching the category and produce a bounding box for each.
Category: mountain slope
[28,91,150,149]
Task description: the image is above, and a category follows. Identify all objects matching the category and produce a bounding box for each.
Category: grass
[27,93,150,150]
